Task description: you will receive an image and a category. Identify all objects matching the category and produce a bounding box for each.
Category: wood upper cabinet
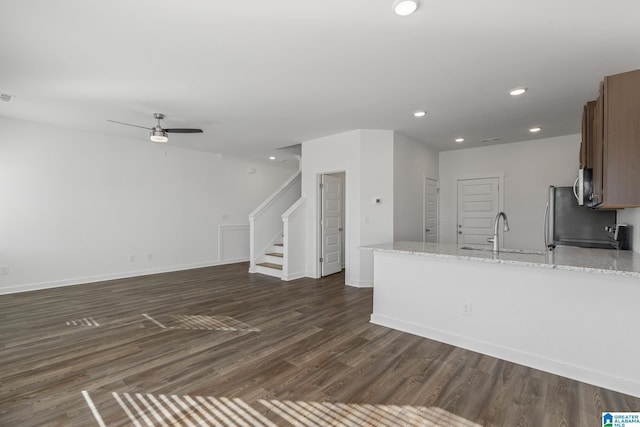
[590,69,640,208]
[592,84,604,206]
[580,100,596,169]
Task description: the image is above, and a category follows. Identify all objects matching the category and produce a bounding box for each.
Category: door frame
[423,175,439,243]
[455,172,505,247]
[316,171,347,278]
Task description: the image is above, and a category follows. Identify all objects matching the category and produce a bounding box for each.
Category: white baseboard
[370,313,640,398]
[282,272,306,281]
[0,259,248,295]
[346,280,373,288]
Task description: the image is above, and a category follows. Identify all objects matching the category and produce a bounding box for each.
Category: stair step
[257,262,283,270]
[266,252,283,258]
[274,243,284,247]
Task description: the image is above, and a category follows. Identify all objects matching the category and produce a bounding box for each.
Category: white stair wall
[248,171,301,274]
[281,197,306,281]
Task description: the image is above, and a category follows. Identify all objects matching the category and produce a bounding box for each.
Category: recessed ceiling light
[269,156,276,160]
[455,138,465,143]
[529,127,542,133]
[393,0,420,16]
[509,87,527,96]
[413,110,426,117]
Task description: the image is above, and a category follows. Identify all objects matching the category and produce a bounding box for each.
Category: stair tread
[274,243,284,247]
[257,262,283,270]
[266,252,284,257]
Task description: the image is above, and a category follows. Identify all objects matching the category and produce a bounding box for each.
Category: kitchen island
[361,242,640,397]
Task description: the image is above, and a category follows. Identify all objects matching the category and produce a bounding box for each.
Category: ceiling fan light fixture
[150,129,168,143]
[393,0,420,16]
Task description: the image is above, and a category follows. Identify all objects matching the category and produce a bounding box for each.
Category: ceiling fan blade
[164,128,203,134]
[107,119,152,130]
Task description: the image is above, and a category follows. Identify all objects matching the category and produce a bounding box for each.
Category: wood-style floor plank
[1,262,638,426]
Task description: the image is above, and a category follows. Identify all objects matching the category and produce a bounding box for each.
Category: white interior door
[321,174,342,277]
[457,177,499,247]
[424,178,438,243]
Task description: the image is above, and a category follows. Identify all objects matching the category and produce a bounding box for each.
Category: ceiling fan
[108,113,203,143]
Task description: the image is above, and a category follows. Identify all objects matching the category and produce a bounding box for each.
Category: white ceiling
[1,0,639,159]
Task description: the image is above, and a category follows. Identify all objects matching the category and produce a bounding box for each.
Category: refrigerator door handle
[544,202,549,248]
[546,186,556,250]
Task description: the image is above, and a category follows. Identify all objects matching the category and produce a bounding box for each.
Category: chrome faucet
[487,212,510,253]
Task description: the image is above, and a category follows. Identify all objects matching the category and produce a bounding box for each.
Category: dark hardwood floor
[0,263,638,426]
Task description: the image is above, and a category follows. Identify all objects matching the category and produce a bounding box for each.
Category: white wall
[301,129,394,287]
[0,117,296,294]
[439,134,580,250]
[393,132,439,241]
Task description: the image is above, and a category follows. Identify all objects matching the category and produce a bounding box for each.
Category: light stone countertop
[361,241,640,278]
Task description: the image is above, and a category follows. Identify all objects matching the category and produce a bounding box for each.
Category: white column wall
[359,130,394,286]
[0,117,296,293]
[300,129,394,287]
[301,130,362,283]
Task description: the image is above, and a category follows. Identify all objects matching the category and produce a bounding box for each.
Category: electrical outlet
[462,302,472,316]
[0,265,8,275]
[129,255,136,263]
[147,253,153,261]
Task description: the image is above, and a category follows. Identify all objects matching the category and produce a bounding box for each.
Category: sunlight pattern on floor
[259,399,482,427]
[112,392,276,427]
[171,314,260,332]
[84,390,482,427]
[65,317,99,327]
[142,313,259,332]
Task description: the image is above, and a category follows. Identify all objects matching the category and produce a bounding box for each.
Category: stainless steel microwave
[574,168,595,207]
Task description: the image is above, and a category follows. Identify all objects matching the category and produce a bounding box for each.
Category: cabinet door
[580,101,597,169]
[592,83,604,206]
[602,69,640,207]
[580,104,587,168]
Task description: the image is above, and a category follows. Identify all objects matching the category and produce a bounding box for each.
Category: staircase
[249,170,305,281]
[255,243,284,278]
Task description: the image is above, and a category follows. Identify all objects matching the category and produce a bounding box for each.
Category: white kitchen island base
[366,246,640,398]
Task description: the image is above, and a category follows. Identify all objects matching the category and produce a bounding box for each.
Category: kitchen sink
[459,246,546,255]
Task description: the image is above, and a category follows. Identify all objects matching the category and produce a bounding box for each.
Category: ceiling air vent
[480,137,502,143]
[0,93,14,103]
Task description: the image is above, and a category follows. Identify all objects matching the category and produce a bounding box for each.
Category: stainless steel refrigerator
[545,186,616,249]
